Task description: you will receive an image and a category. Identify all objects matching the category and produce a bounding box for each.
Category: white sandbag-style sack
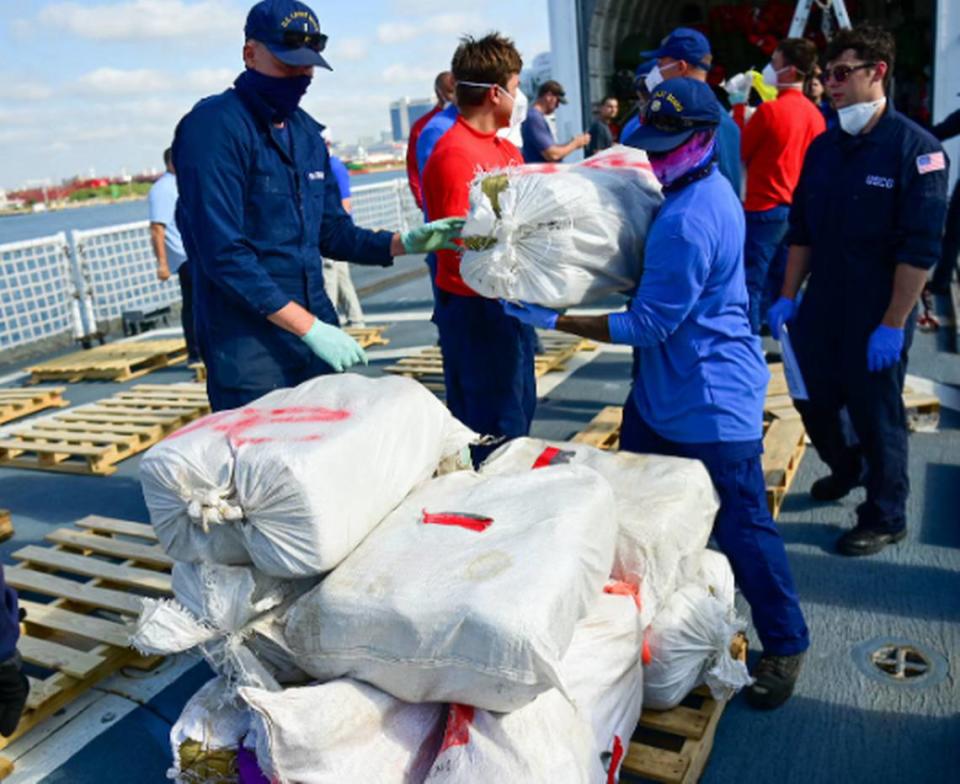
[643,575,752,711]
[240,679,445,784]
[459,145,663,307]
[284,466,618,712]
[425,591,644,784]
[169,677,250,784]
[480,437,719,628]
[141,374,476,577]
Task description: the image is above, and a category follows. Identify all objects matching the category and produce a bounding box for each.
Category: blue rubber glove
[766,296,798,341]
[866,324,904,372]
[400,218,466,254]
[300,319,367,372]
[501,300,560,330]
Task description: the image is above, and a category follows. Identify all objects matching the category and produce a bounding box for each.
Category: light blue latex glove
[767,296,798,341]
[400,217,466,254]
[866,324,904,372]
[501,300,560,330]
[300,319,367,372]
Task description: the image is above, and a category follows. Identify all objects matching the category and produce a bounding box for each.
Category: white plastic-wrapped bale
[644,551,752,711]
[283,466,618,712]
[459,145,662,308]
[133,562,314,690]
[425,591,644,784]
[480,437,719,628]
[140,374,476,577]
[240,679,445,784]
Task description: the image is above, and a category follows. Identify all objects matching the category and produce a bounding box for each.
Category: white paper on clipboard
[780,325,808,401]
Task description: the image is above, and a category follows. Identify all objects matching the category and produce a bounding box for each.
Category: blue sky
[0,0,551,189]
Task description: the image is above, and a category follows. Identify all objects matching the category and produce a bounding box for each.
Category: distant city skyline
[0,0,550,190]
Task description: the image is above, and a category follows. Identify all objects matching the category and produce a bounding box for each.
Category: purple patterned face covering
[648,129,718,187]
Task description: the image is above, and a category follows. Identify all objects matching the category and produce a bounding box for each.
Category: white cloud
[0,81,54,101]
[331,37,370,62]
[183,68,236,93]
[37,0,241,42]
[381,64,442,85]
[75,68,169,96]
[376,13,484,45]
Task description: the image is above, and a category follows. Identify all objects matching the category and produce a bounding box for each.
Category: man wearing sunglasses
[172,0,463,411]
[504,78,809,710]
[768,27,948,556]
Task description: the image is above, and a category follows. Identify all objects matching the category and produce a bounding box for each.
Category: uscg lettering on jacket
[307,170,325,181]
[865,175,895,189]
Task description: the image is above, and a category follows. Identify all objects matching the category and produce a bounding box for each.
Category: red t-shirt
[741,89,826,212]
[422,116,523,296]
[406,104,442,210]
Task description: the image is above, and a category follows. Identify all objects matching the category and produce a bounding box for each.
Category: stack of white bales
[137,378,751,783]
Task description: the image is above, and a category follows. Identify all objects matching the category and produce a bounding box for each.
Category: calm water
[0,169,404,246]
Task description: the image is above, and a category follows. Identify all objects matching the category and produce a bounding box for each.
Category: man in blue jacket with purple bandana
[504,78,809,710]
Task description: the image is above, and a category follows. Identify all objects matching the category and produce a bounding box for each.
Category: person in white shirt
[148,148,198,361]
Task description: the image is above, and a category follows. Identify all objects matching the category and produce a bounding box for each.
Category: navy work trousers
[620,394,810,656]
[177,261,199,363]
[793,317,915,533]
[744,206,790,334]
[434,291,537,466]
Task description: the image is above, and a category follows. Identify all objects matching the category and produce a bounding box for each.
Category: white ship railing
[0,178,419,355]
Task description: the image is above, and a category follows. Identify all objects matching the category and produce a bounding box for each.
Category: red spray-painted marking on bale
[604,580,642,611]
[167,406,350,446]
[531,446,562,469]
[607,736,625,784]
[439,704,475,752]
[422,510,493,533]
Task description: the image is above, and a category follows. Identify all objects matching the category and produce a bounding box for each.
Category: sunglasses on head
[281,30,328,52]
[823,62,876,83]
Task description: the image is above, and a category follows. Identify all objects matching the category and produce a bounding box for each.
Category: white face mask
[761,63,795,88]
[645,61,679,94]
[838,97,886,135]
[498,87,528,139]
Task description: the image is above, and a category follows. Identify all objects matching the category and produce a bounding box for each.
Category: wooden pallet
[1,515,171,752]
[622,635,748,784]
[0,388,68,425]
[0,383,209,476]
[384,333,596,391]
[903,388,941,432]
[28,340,188,383]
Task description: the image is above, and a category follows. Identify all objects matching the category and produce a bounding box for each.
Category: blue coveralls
[610,165,808,656]
[172,77,394,411]
[786,106,948,533]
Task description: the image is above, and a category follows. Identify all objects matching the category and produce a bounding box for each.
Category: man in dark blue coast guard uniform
[173,0,462,411]
[768,27,948,556]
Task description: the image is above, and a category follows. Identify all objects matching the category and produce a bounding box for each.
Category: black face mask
[235,69,312,122]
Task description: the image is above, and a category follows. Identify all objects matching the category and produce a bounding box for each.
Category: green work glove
[400,217,466,254]
[300,319,367,372]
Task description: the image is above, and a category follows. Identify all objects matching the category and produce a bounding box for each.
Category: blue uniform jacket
[787,104,948,362]
[609,167,769,443]
[173,77,394,394]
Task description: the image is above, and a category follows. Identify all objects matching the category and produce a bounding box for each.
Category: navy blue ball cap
[641,27,712,72]
[625,77,722,153]
[245,0,332,70]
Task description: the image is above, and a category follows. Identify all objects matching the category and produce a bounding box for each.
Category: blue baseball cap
[641,27,712,72]
[245,0,332,70]
[625,78,722,153]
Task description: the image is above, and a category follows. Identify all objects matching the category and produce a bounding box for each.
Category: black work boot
[836,525,907,556]
[745,652,804,710]
[810,474,860,502]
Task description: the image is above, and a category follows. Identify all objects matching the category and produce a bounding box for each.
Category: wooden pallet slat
[45,528,173,568]
[28,340,188,383]
[75,515,159,542]
[0,387,68,425]
[13,546,172,593]
[18,599,133,648]
[17,636,106,681]
[344,325,391,348]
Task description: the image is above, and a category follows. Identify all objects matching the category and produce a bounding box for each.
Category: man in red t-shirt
[405,71,455,210]
[742,38,826,334]
[422,33,534,465]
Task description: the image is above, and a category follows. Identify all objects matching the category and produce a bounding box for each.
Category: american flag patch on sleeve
[916,151,946,175]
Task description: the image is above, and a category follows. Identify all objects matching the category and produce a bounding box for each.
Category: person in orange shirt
[742,38,826,334]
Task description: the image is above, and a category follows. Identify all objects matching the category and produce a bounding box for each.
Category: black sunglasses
[281,30,328,52]
[823,62,876,83]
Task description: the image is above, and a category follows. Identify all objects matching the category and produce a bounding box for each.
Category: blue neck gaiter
[235,69,312,122]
